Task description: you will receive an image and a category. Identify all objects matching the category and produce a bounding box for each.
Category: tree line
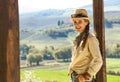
[107,70,120,76]
[106,43,120,58]
[20,44,72,67]
[20,42,120,66]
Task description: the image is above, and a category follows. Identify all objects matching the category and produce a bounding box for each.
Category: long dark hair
[75,20,90,50]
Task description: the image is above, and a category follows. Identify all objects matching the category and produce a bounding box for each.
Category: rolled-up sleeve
[87,36,103,76]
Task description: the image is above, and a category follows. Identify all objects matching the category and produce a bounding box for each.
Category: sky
[18,0,92,14]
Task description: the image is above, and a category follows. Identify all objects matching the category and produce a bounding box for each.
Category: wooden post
[93,0,106,82]
[0,0,20,82]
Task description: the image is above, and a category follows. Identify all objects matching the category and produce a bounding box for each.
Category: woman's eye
[74,21,77,24]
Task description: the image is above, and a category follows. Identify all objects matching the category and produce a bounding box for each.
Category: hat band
[71,14,88,18]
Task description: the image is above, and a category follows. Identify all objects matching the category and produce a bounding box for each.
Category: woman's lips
[75,27,81,29]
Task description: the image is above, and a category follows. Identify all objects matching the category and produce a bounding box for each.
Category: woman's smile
[75,26,81,29]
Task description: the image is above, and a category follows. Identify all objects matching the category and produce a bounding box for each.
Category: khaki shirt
[69,32,103,77]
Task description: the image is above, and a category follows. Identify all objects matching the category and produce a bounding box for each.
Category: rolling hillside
[19,0,120,29]
[19,0,120,47]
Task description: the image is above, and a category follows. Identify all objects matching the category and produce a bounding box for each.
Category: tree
[20,44,30,60]
[20,44,29,55]
[41,46,54,60]
[61,20,64,25]
[105,19,113,28]
[57,20,61,26]
[26,53,43,67]
[54,46,72,62]
[26,46,43,66]
[26,54,34,66]
[34,54,43,65]
[106,43,120,58]
[57,20,64,27]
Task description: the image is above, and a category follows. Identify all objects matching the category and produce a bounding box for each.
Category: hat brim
[71,17,91,22]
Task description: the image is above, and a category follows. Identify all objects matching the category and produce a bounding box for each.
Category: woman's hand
[77,75,86,82]
[82,72,91,80]
[77,72,91,82]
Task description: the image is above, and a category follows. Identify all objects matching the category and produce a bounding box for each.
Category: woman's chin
[75,29,82,32]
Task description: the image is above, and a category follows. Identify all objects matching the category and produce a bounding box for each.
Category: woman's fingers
[78,75,85,82]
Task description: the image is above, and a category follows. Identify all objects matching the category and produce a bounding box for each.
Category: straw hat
[71,9,91,22]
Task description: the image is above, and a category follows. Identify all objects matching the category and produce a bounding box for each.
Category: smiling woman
[18,0,92,14]
[0,0,106,82]
[18,0,106,82]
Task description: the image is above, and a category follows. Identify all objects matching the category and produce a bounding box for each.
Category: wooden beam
[93,0,106,82]
[0,0,20,82]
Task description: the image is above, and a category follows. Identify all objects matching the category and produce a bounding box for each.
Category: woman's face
[72,19,88,32]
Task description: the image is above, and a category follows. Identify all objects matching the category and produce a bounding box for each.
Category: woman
[69,9,103,82]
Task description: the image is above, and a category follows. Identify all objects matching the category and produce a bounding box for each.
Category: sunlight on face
[72,19,88,33]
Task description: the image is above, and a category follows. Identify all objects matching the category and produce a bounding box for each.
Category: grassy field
[20,70,70,82]
[107,75,120,82]
[21,70,120,82]
[107,58,120,72]
[20,58,120,82]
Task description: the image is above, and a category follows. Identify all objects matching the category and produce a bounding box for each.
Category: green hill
[20,0,120,49]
